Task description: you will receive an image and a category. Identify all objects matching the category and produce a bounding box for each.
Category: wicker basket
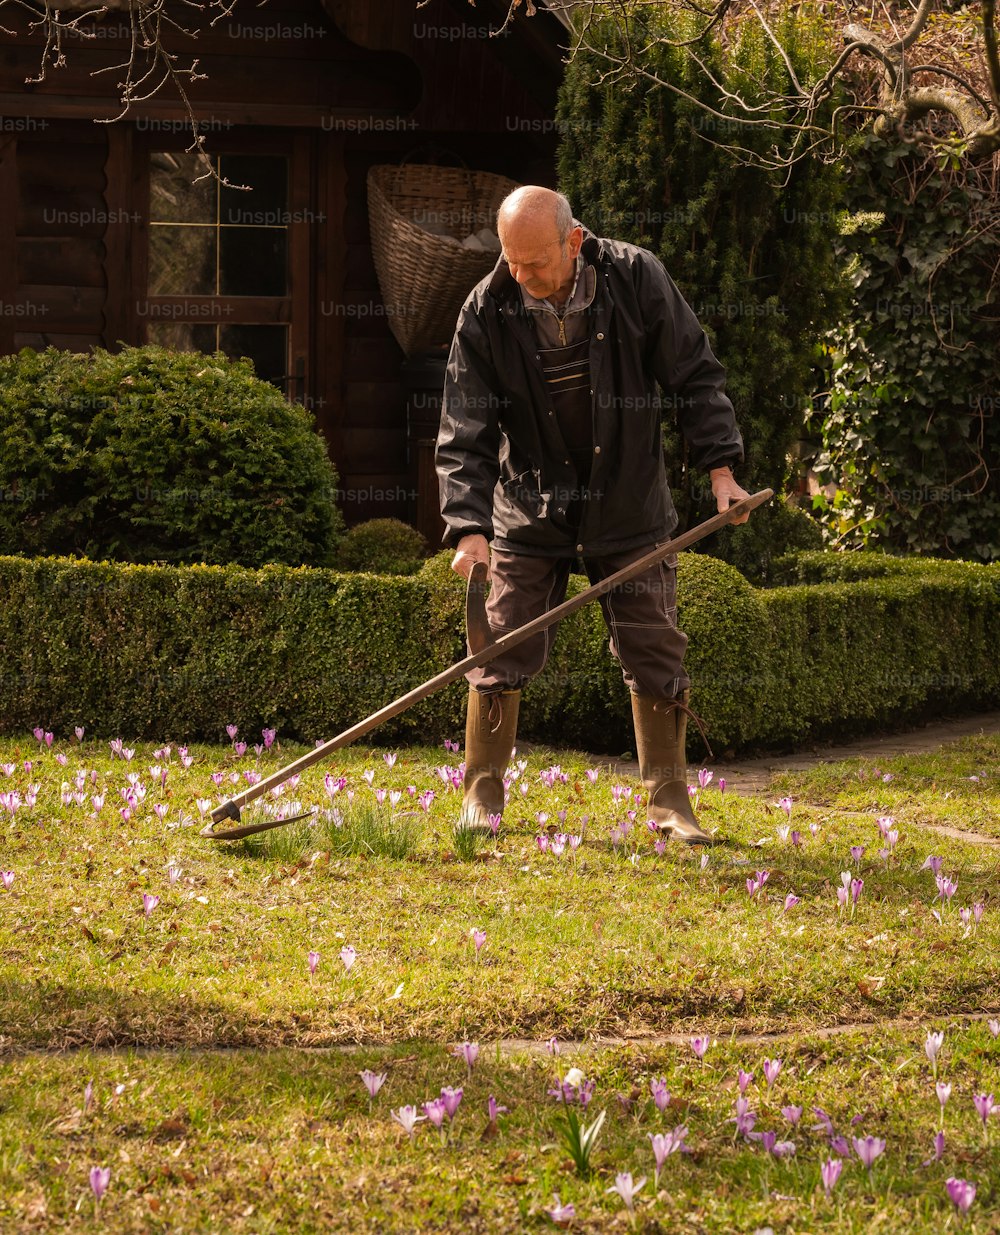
[367,163,519,357]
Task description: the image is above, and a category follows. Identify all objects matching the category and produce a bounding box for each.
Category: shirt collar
[519,253,593,316]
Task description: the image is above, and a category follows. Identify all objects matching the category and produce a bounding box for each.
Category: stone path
[607,709,1000,797]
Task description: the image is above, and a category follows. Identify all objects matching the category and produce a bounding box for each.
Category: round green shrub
[0,345,344,566]
[336,518,428,575]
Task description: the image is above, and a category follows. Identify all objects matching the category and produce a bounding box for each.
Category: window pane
[219,155,288,224]
[146,322,218,353]
[148,225,217,295]
[149,151,216,224]
[220,227,287,296]
[220,325,289,391]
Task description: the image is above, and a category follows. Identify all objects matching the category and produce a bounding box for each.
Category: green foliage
[0,345,344,566]
[1,550,997,756]
[452,822,488,861]
[322,800,421,860]
[556,6,847,571]
[336,518,428,575]
[769,549,994,586]
[810,136,1000,561]
[557,1106,606,1179]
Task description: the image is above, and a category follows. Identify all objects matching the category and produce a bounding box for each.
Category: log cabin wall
[0,0,565,534]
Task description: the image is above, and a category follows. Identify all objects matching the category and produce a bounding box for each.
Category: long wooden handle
[204,489,772,835]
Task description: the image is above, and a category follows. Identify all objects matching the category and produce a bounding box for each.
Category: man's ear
[566,226,584,259]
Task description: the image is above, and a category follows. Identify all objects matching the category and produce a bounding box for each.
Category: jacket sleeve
[635,251,744,473]
[434,301,504,548]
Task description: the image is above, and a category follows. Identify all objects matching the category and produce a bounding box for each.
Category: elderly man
[435,186,747,843]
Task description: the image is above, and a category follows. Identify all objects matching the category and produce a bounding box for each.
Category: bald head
[497,186,574,243]
[496,186,583,303]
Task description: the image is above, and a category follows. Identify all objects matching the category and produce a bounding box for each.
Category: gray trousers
[466,543,690,700]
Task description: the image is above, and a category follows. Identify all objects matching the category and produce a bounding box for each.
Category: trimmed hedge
[0,552,997,754]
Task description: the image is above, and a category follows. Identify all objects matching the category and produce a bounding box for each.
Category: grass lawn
[1,726,998,1232]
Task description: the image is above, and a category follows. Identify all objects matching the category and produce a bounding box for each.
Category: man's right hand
[451,533,490,581]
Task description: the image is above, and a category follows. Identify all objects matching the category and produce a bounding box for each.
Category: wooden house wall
[0,0,564,533]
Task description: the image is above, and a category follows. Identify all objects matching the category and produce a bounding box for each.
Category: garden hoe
[201,488,773,840]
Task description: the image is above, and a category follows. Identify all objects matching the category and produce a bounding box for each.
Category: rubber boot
[631,690,715,844]
[458,688,520,832]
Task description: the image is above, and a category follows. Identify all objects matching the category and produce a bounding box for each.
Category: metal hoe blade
[202,489,773,840]
[465,559,494,655]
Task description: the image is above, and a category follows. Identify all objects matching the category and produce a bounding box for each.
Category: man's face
[499,221,583,301]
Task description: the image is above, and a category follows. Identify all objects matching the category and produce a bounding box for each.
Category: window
[145,151,294,393]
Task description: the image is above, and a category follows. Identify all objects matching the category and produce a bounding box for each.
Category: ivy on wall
[810,137,1000,561]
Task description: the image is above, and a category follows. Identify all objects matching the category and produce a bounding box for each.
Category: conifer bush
[0,345,344,567]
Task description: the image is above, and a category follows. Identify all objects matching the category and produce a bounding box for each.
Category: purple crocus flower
[783,893,800,912]
[850,845,865,864]
[925,1030,944,1077]
[922,1130,946,1165]
[83,1079,94,1113]
[718,777,726,795]
[776,797,792,819]
[340,945,356,971]
[650,1077,670,1112]
[790,829,802,847]
[308,950,320,976]
[936,1081,952,1108]
[852,1134,886,1170]
[851,877,864,905]
[452,1041,480,1075]
[830,1134,852,1157]
[730,1096,757,1139]
[89,1166,111,1202]
[921,854,943,875]
[440,1086,463,1120]
[690,1034,712,1061]
[226,724,238,740]
[737,1068,753,1094]
[811,1106,835,1136]
[973,1092,996,1130]
[261,727,276,749]
[422,1097,447,1128]
[649,1127,687,1184]
[471,928,486,957]
[946,1177,976,1214]
[360,1069,386,1099]
[763,1057,782,1087]
[486,1094,508,1123]
[988,1018,1000,1038]
[142,893,159,918]
[1,871,13,891]
[546,1195,575,1225]
[782,1105,803,1126]
[936,872,958,902]
[698,768,713,790]
[820,1157,842,1197]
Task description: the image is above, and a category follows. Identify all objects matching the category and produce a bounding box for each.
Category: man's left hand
[710,467,751,524]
